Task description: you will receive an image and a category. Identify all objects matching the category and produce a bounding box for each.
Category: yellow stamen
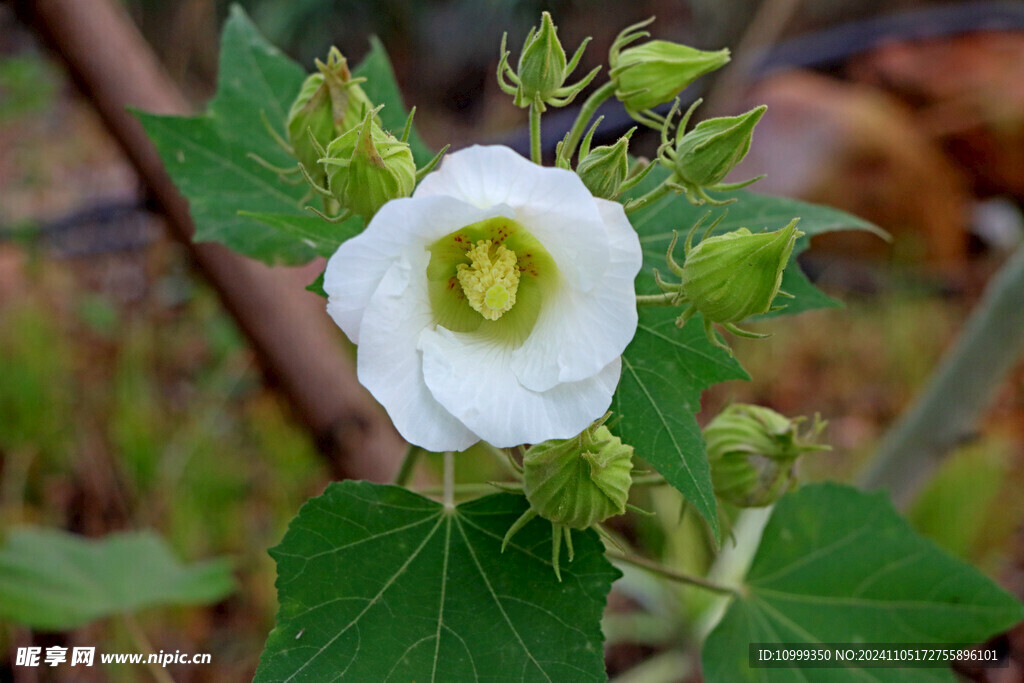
[457,240,520,320]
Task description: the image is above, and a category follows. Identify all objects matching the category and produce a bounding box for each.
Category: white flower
[323,145,642,451]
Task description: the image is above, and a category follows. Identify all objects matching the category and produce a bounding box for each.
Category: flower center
[427,216,557,346]
[456,240,521,320]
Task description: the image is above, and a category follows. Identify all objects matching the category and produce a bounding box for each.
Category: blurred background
[1,0,1023,680]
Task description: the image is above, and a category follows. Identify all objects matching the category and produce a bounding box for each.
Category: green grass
[0,270,328,676]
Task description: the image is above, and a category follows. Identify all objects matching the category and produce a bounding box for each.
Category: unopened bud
[517,12,567,105]
[673,105,765,188]
[322,111,416,220]
[499,12,597,111]
[681,218,801,324]
[522,425,633,530]
[576,130,633,199]
[704,404,828,507]
[286,47,376,185]
[612,39,729,114]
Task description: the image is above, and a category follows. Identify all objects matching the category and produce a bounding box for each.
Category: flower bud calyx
[285,47,376,186]
[497,12,600,111]
[501,416,634,580]
[704,404,828,507]
[610,18,730,127]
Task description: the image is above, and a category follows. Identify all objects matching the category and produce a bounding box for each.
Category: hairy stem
[624,182,672,215]
[630,472,670,487]
[606,550,740,596]
[529,101,543,165]
[636,293,679,307]
[443,451,455,510]
[393,444,423,487]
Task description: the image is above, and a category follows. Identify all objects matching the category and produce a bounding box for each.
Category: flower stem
[559,80,617,166]
[624,182,672,215]
[480,441,523,476]
[393,444,423,487]
[417,482,512,497]
[606,550,740,596]
[442,451,455,510]
[636,292,678,307]
[630,472,669,487]
[529,101,543,165]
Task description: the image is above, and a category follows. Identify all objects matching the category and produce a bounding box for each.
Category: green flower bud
[673,105,765,188]
[322,112,416,220]
[576,130,633,199]
[681,218,802,324]
[498,13,598,111]
[704,404,828,507]
[612,40,730,114]
[517,12,567,105]
[522,426,633,530]
[285,47,376,185]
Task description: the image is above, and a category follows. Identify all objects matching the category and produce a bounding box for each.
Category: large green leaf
[255,481,619,681]
[612,308,748,542]
[0,528,235,630]
[702,483,1024,682]
[612,173,881,540]
[240,211,362,258]
[136,7,424,265]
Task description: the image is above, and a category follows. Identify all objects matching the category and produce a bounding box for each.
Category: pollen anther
[457,240,520,320]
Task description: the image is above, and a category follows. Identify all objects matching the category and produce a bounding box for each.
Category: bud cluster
[285,47,376,188]
[276,48,447,223]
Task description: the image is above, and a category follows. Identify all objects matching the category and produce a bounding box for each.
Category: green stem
[417,482,511,497]
[560,80,617,166]
[529,101,543,165]
[480,441,523,476]
[442,451,455,509]
[624,182,672,215]
[695,507,771,640]
[393,445,423,487]
[606,550,740,596]
[630,473,669,487]
[636,293,678,307]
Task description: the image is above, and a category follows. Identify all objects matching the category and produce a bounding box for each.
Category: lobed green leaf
[255,481,619,681]
[702,483,1024,681]
[136,7,426,266]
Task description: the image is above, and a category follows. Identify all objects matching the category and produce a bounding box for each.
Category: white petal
[419,327,622,448]
[356,251,479,452]
[324,195,508,344]
[511,198,643,392]
[414,146,609,290]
